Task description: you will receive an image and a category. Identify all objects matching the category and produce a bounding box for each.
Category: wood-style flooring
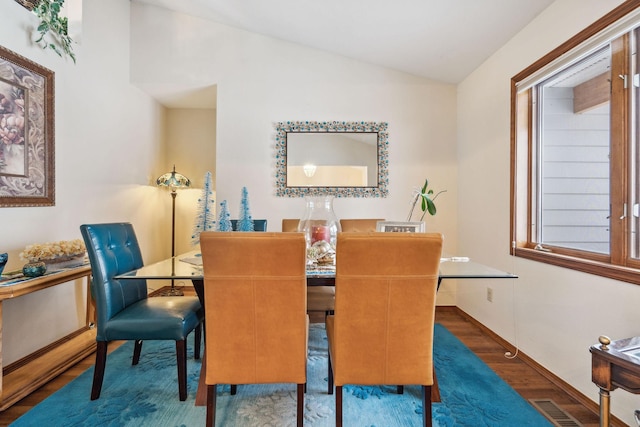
[0,305,610,426]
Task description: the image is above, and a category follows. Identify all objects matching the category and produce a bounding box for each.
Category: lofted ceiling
[132,0,555,107]
[133,0,555,83]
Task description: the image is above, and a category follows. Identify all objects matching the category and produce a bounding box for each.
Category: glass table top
[115,250,517,281]
[115,251,204,280]
[438,257,517,279]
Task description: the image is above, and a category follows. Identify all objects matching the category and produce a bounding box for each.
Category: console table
[590,335,640,426]
[0,266,95,411]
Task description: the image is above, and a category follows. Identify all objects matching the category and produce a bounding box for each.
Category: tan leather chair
[282,218,335,318]
[200,232,308,427]
[282,218,300,232]
[339,218,384,232]
[331,218,385,319]
[326,232,443,427]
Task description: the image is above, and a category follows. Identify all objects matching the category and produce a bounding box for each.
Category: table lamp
[156,165,191,296]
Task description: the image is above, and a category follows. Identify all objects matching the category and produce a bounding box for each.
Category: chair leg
[176,340,188,401]
[328,354,334,395]
[423,385,432,427]
[132,339,143,365]
[206,384,216,427]
[91,341,108,400]
[397,385,404,394]
[194,322,202,360]
[297,383,304,427]
[336,385,343,427]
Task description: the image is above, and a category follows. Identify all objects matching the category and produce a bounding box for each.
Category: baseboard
[0,328,97,411]
[449,306,625,427]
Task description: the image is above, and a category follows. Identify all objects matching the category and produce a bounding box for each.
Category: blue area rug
[11,324,551,426]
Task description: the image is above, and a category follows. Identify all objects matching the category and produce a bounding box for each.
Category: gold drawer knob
[599,335,611,351]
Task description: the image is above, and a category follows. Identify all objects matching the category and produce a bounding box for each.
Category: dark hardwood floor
[0,305,610,426]
[436,307,605,427]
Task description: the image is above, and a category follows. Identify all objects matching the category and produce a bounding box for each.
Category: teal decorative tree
[191,172,216,246]
[236,187,254,231]
[217,200,233,231]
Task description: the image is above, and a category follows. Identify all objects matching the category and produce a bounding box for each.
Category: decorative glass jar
[298,196,341,265]
[42,253,86,271]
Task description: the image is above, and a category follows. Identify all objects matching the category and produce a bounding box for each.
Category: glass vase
[43,254,86,271]
[298,196,341,265]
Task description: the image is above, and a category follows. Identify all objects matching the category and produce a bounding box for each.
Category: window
[511,2,640,284]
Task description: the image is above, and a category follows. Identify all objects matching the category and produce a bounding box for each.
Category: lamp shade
[156,165,191,190]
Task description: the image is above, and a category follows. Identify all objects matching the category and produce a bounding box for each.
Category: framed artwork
[14,0,39,10]
[376,221,425,233]
[0,45,55,207]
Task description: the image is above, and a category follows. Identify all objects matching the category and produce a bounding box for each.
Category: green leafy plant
[407,178,446,221]
[33,0,76,63]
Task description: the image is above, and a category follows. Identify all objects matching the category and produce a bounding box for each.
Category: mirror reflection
[286,132,378,187]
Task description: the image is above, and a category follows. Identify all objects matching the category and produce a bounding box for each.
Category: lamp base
[159,287,184,297]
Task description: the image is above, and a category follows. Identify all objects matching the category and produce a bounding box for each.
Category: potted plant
[16,0,76,62]
[407,178,446,221]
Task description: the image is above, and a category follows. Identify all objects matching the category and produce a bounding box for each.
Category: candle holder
[298,196,341,265]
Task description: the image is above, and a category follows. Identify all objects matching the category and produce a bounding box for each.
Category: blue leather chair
[80,222,203,401]
[230,219,267,231]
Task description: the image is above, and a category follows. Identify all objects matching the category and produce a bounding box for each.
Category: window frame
[510,1,640,285]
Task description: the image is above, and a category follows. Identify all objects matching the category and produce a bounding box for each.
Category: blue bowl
[0,252,7,276]
[23,261,47,278]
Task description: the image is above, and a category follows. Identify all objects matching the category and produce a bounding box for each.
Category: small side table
[590,335,640,426]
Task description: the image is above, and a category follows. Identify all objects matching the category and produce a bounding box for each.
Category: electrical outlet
[486,287,493,302]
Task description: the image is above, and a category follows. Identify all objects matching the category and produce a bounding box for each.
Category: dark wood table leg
[195,354,207,406]
[192,279,207,406]
[433,279,442,401]
[432,367,441,402]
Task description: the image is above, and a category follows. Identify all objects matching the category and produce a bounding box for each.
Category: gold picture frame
[14,0,39,11]
[0,45,55,207]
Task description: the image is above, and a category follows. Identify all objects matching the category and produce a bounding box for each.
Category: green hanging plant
[32,0,76,63]
[407,178,446,221]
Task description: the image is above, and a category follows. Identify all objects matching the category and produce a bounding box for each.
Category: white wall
[457,0,640,424]
[129,3,460,305]
[0,0,165,364]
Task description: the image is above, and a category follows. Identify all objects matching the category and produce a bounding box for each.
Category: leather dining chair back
[282,218,327,232]
[281,218,299,232]
[80,222,203,401]
[326,232,443,427]
[200,232,308,427]
[339,218,384,232]
[230,219,267,231]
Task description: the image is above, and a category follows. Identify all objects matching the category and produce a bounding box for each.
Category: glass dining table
[115,249,517,406]
[115,250,518,299]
